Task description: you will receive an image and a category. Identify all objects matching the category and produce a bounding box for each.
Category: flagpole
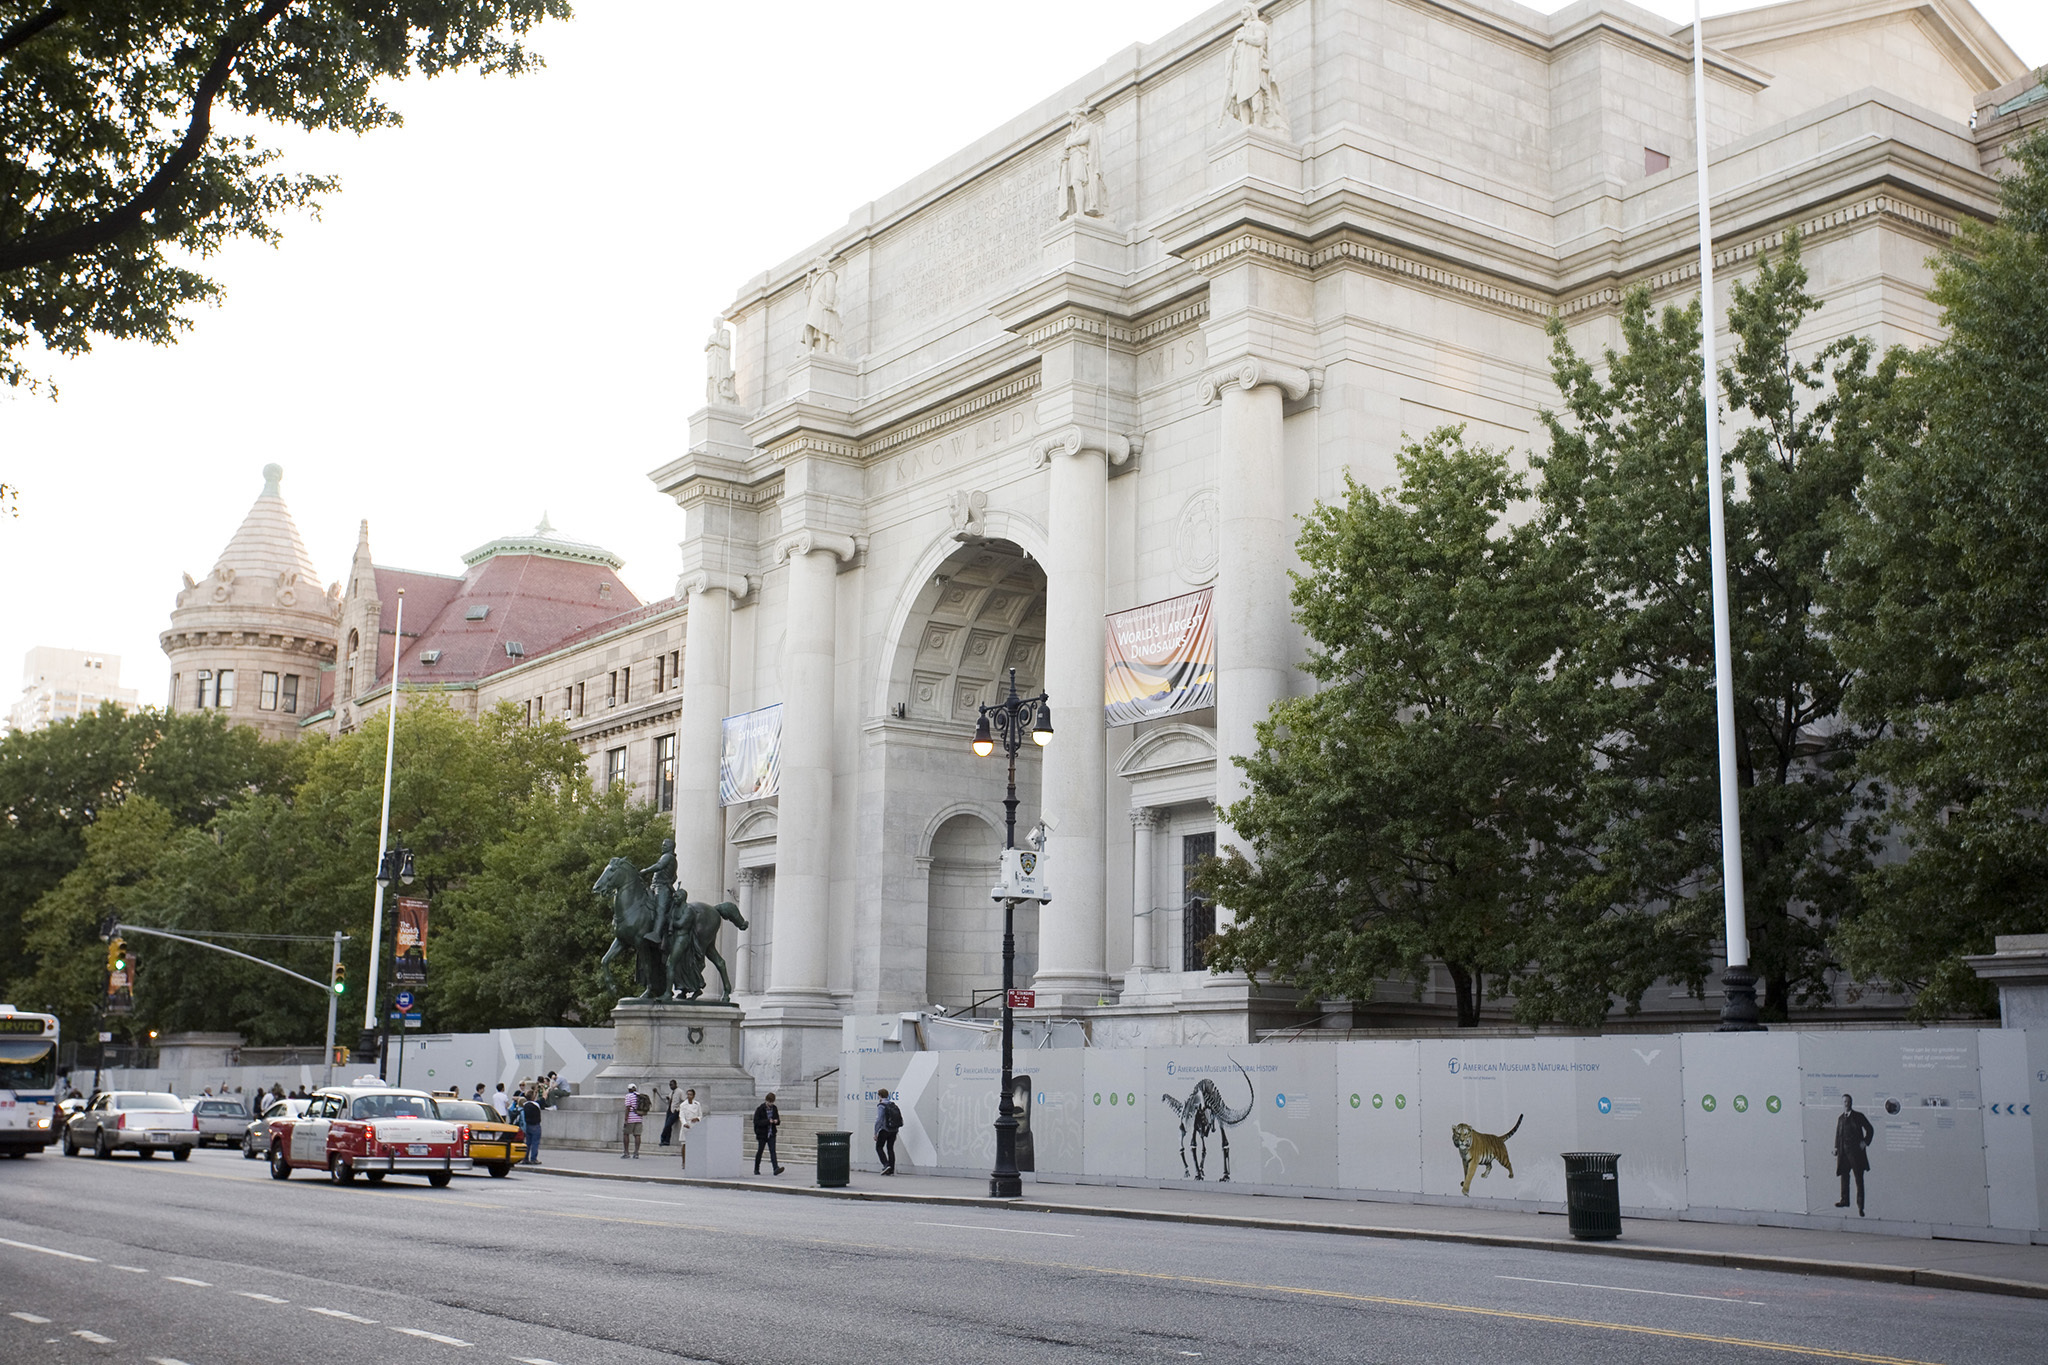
[1693,3,1759,1030]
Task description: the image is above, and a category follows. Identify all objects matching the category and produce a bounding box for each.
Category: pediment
[1115,723,1217,781]
[730,806,779,845]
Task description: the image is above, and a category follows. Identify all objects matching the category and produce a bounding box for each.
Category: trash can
[816,1130,852,1188]
[1562,1152,1622,1240]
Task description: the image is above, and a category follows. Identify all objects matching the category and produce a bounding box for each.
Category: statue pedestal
[546,1001,757,1151]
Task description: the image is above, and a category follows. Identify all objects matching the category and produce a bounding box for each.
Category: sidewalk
[522,1146,2048,1300]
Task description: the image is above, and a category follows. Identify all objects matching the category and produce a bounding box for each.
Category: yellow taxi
[430,1094,527,1177]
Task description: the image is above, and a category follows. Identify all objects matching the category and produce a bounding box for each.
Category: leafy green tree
[1203,430,1575,1027]
[434,786,668,1030]
[0,702,295,993]
[1,0,568,392]
[1537,238,1896,1020]
[1830,127,2048,1015]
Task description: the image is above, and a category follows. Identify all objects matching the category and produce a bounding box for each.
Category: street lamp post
[971,666,1052,1200]
[358,589,406,1068]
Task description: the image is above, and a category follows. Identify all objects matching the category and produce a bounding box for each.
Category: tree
[1830,127,2048,1015]
[1,0,568,392]
[1203,430,1575,1027]
[0,702,296,994]
[1537,238,1896,1020]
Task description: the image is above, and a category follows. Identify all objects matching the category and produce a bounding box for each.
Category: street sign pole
[324,930,342,1087]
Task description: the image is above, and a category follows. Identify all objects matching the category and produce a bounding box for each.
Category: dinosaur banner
[1104,589,1214,726]
[718,703,782,805]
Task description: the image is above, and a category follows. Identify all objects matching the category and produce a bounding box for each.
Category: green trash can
[816,1130,852,1188]
[1562,1152,1622,1240]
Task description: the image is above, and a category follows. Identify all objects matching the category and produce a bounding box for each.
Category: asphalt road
[2,1145,2043,1365]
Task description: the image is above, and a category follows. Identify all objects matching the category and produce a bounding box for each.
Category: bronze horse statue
[592,856,749,1004]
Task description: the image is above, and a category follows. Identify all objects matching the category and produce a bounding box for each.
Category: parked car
[430,1097,526,1177]
[266,1083,470,1186]
[188,1096,250,1148]
[64,1091,198,1160]
[242,1096,309,1159]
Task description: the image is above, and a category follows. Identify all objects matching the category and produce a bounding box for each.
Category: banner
[719,703,782,805]
[394,897,428,982]
[1104,588,1215,726]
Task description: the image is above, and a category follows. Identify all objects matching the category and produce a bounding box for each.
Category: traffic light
[107,938,127,973]
[331,962,347,995]
[333,1046,350,1066]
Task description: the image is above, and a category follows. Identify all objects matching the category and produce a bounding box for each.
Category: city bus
[0,1006,60,1156]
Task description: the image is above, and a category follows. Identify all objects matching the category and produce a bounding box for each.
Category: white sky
[4,0,2043,708]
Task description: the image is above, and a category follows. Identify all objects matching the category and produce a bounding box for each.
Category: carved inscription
[871,149,1053,344]
[1142,331,1209,389]
[886,408,1035,488]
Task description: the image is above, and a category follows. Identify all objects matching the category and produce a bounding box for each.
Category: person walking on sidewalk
[874,1087,902,1175]
[753,1093,783,1175]
[659,1080,681,1147]
[1834,1093,1874,1216]
[623,1084,646,1159]
[676,1087,702,1171]
[520,1090,543,1165]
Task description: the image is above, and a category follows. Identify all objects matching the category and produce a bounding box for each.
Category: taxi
[265,1079,470,1187]
[430,1094,526,1177]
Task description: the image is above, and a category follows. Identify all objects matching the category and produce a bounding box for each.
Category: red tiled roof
[374,555,642,687]
[544,596,684,654]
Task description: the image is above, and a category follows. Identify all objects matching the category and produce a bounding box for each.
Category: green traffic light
[113,953,126,971]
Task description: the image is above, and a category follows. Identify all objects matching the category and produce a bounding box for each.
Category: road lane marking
[915,1221,1077,1238]
[71,1328,115,1343]
[1497,1274,1767,1306]
[150,1358,196,1365]
[111,1265,150,1273]
[237,1291,290,1303]
[307,1307,378,1324]
[587,1194,691,1207]
[392,1326,472,1346]
[0,1236,97,1263]
[512,1358,563,1364]
[163,1276,211,1287]
[9,1312,52,1323]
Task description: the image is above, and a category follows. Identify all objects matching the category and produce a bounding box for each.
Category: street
[2,1145,2043,1365]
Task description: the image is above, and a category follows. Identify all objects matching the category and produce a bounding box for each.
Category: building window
[1182,831,1216,973]
[655,734,676,812]
[346,629,360,700]
[606,747,627,791]
[282,674,299,714]
[216,669,235,708]
[575,681,585,717]
[195,669,213,708]
[670,650,680,688]
[260,672,280,710]
[1645,147,1670,175]
[523,699,533,725]
[607,671,618,707]
[535,695,545,723]
[171,674,181,710]
[565,686,575,715]
[655,654,665,692]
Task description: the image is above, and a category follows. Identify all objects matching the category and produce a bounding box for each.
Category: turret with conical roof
[160,466,342,741]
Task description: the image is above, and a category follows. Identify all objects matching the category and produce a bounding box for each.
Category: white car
[64,1091,198,1160]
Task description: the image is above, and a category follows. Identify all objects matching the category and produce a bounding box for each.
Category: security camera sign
[991,848,1051,903]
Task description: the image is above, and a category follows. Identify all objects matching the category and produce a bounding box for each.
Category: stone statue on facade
[593,854,751,1004]
[1056,107,1107,221]
[798,257,841,355]
[1220,2,1291,138]
[706,315,739,405]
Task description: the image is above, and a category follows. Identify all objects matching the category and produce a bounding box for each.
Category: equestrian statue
[592,843,749,1004]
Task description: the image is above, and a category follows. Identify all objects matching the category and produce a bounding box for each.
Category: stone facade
[649,0,2035,1085]
[5,646,139,736]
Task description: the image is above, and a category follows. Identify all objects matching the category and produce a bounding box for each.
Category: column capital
[735,866,761,887]
[777,529,860,565]
[677,570,752,603]
[1129,806,1164,830]
[1032,424,1142,469]
[1197,357,1314,406]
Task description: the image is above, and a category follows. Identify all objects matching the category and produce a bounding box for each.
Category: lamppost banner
[719,703,783,805]
[394,897,428,983]
[1104,588,1215,726]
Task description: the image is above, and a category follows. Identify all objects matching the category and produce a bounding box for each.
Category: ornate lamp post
[971,667,1052,1199]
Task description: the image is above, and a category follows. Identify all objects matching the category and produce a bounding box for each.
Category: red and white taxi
[266,1081,471,1187]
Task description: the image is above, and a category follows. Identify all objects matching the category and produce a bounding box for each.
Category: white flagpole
[362,589,406,1047]
[1693,3,1757,1027]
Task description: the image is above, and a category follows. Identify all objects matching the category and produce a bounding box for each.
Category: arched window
[346,629,360,700]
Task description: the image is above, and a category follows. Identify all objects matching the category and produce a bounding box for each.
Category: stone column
[1201,360,1312,906]
[1129,807,1161,972]
[733,867,759,994]
[674,573,743,904]
[1031,426,1123,1007]
[765,531,854,1005]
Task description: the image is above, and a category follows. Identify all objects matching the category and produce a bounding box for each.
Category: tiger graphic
[1450,1115,1522,1195]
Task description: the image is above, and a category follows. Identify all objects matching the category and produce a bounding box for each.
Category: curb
[524,1165,2048,1301]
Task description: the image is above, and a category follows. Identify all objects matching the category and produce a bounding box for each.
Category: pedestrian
[545,1071,562,1106]
[472,1083,487,1105]
[494,1082,510,1118]
[659,1080,681,1146]
[874,1087,902,1175]
[677,1088,702,1171]
[623,1084,645,1159]
[521,1090,543,1165]
[752,1092,783,1175]
[510,1086,529,1149]
[1834,1093,1874,1216]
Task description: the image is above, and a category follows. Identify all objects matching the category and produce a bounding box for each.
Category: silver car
[188,1096,250,1147]
[64,1091,198,1160]
[242,1096,309,1158]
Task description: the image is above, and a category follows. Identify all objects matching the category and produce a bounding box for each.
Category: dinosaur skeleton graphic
[1161,1057,1255,1181]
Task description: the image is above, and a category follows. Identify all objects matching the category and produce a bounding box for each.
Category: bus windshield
[0,1040,57,1091]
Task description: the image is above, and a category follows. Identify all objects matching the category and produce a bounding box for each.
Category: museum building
[647,0,2039,1088]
